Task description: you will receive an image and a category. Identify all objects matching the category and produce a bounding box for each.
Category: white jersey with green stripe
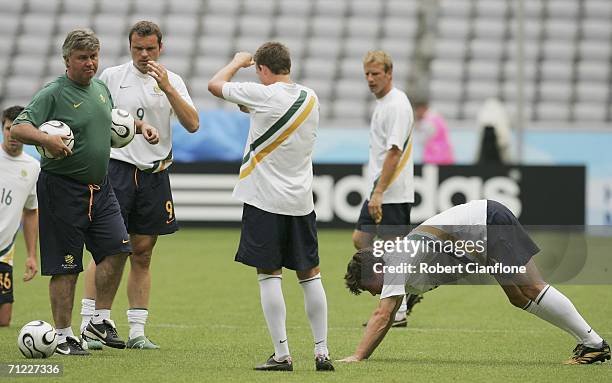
[367,87,415,203]
[101,61,195,172]
[222,81,318,216]
[0,149,39,266]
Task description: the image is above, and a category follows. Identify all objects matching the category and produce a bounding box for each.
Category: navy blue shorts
[108,159,178,235]
[486,200,540,268]
[235,204,319,271]
[0,262,14,304]
[356,200,412,237]
[37,171,131,276]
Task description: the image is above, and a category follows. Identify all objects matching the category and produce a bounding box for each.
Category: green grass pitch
[1,228,611,382]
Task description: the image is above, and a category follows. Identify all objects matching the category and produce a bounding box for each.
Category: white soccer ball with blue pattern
[17,320,58,358]
[111,108,136,148]
[36,120,74,159]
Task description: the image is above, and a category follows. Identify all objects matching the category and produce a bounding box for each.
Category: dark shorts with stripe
[356,200,412,237]
[486,199,540,268]
[0,262,14,304]
[235,204,319,271]
[37,171,131,276]
[108,159,178,235]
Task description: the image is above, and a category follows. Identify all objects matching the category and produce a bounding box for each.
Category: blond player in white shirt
[208,42,333,372]
[0,106,40,326]
[80,21,199,350]
[353,51,420,327]
[340,200,610,365]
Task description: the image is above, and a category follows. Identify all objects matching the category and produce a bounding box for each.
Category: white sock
[524,285,603,347]
[127,309,148,339]
[395,295,408,321]
[92,309,111,324]
[299,273,329,357]
[80,298,95,334]
[56,327,74,344]
[258,274,290,360]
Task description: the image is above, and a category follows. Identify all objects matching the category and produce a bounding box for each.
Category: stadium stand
[0,0,610,126]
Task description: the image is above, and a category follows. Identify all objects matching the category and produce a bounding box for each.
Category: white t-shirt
[100,61,195,172]
[367,87,414,203]
[380,200,488,298]
[222,81,318,216]
[0,149,40,266]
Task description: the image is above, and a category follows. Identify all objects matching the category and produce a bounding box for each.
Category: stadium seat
[198,37,233,58]
[15,35,51,55]
[339,58,366,79]
[434,39,468,60]
[206,0,241,15]
[576,61,608,82]
[234,37,266,53]
[575,81,608,102]
[128,14,164,28]
[96,34,124,58]
[202,15,237,37]
[539,81,573,103]
[430,78,464,101]
[438,18,471,39]
[574,102,608,121]
[165,15,199,37]
[386,0,418,17]
[11,55,47,78]
[133,0,166,15]
[0,36,15,57]
[93,14,128,36]
[473,18,506,40]
[440,0,472,17]
[431,58,464,81]
[544,19,578,41]
[584,0,612,20]
[344,38,377,58]
[431,101,460,120]
[274,17,309,38]
[22,14,55,36]
[467,60,500,81]
[98,1,130,15]
[470,39,505,60]
[474,0,508,18]
[62,0,96,15]
[537,101,570,121]
[546,0,580,19]
[301,77,333,100]
[331,99,369,123]
[302,58,337,80]
[167,0,202,15]
[243,0,278,15]
[194,57,228,79]
[0,1,24,14]
[466,80,499,101]
[336,79,368,100]
[279,0,312,16]
[380,38,414,62]
[542,40,575,61]
[502,81,536,102]
[306,37,341,59]
[581,19,611,40]
[540,60,573,82]
[238,15,273,38]
[349,0,384,17]
[347,17,380,39]
[26,0,60,14]
[313,0,348,16]
[57,14,93,35]
[578,41,611,61]
[160,56,191,77]
[382,17,417,39]
[311,16,345,38]
[5,76,41,99]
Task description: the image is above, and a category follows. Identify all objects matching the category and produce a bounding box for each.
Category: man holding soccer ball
[80,20,199,350]
[11,29,159,355]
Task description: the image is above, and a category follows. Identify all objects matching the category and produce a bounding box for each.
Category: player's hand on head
[233,52,254,68]
[141,123,160,145]
[23,258,37,282]
[146,61,170,92]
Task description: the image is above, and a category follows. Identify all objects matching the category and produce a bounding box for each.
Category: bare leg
[95,253,128,309]
[127,234,157,309]
[49,274,78,328]
[0,303,12,326]
[83,260,97,299]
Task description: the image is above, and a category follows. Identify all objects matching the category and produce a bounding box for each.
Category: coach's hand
[232,52,255,68]
[368,191,383,224]
[337,355,363,363]
[43,134,72,158]
[23,258,37,282]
